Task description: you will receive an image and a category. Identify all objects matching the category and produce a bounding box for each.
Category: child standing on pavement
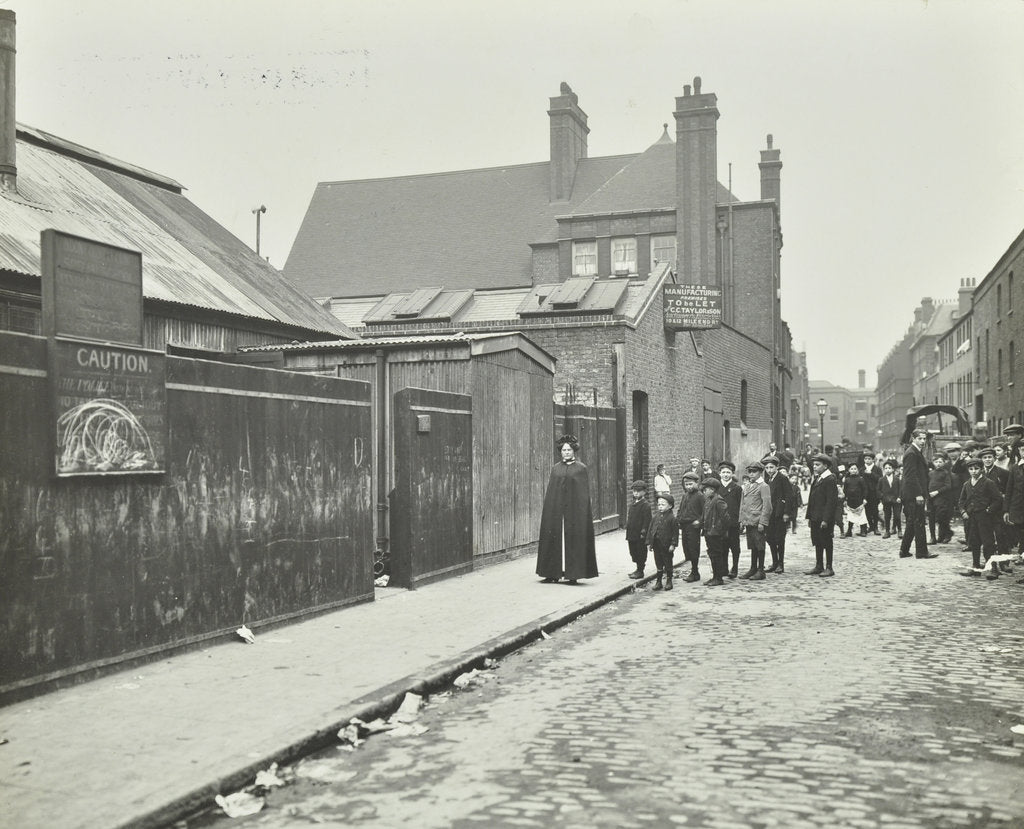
[739,461,772,581]
[700,477,730,586]
[647,494,679,591]
[717,461,743,578]
[625,480,652,579]
[927,452,954,544]
[677,471,705,582]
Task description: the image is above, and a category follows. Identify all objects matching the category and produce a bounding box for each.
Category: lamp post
[876,427,883,455]
[816,398,828,452]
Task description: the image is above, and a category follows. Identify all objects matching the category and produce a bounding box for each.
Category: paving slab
[1,529,640,829]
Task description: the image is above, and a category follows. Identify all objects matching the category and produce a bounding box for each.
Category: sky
[12,0,1024,388]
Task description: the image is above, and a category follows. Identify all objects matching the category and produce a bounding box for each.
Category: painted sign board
[51,337,166,476]
[41,229,144,346]
[663,284,723,330]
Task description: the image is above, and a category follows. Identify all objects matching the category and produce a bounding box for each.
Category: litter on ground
[215,791,265,818]
[235,625,256,644]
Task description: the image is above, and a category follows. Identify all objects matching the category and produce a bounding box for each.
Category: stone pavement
[1,528,648,829]
[184,523,1024,828]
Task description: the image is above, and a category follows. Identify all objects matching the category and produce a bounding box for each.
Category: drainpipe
[0,9,17,193]
[374,349,390,571]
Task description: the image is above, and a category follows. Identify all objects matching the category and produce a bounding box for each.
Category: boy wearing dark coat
[762,455,790,573]
[927,453,954,544]
[647,494,679,591]
[958,456,1003,577]
[625,480,652,579]
[805,453,839,577]
[677,471,705,582]
[700,477,730,586]
[718,461,743,578]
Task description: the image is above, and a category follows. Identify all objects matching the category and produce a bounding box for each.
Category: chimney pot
[693,76,702,94]
[683,84,691,96]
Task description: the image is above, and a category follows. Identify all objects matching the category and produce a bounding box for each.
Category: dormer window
[572,240,597,276]
[611,237,637,276]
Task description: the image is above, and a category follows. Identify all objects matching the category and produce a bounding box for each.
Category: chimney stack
[674,76,719,284]
[759,133,782,215]
[548,82,588,202]
[958,277,975,315]
[858,369,866,389]
[0,9,15,193]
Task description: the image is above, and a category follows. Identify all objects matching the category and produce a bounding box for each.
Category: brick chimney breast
[548,82,589,203]
[759,132,782,215]
[673,77,719,285]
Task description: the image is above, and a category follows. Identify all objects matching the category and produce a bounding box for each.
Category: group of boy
[624,454,802,590]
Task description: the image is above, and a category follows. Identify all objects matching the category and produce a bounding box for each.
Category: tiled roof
[284,133,738,299]
[0,127,355,339]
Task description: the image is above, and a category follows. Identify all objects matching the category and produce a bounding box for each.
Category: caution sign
[52,338,167,476]
[663,284,723,330]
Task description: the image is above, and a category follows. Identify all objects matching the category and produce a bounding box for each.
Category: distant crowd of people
[535,430,1024,589]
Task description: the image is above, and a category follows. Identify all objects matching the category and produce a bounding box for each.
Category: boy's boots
[843,523,853,538]
[805,552,824,575]
[859,525,868,537]
[665,571,674,590]
[684,564,700,583]
[653,571,664,590]
[627,566,644,579]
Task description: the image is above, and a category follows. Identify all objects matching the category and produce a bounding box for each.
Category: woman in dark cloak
[536,435,599,583]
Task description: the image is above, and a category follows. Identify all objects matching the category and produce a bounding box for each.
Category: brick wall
[701,326,772,431]
[972,234,1024,430]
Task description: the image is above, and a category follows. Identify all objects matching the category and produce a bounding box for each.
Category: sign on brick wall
[663,284,722,330]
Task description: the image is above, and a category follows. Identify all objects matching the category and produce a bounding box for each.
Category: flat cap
[657,493,675,507]
[700,477,722,491]
[717,460,736,472]
[965,456,983,469]
[682,471,700,481]
[746,461,764,472]
[630,479,648,490]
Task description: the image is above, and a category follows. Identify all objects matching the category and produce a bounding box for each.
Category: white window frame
[572,240,597,276]
[611,237,637,276]
[650,234,677,269]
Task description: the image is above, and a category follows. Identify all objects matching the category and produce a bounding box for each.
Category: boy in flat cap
[625,480,652,579]
[958,456,1003,578]
[647,493,679,591]
[762,455,790,573]
[677,471,705,582]
[738,461,772,580]
[700,477,730,586]
[927,452,954,544]
[718,461,743,578]
[805,452,839,576]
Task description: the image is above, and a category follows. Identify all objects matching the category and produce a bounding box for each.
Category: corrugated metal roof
[0,129,355,339]
[241,331,508,352]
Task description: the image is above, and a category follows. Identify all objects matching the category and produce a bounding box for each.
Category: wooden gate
[554,402,626,533]
[390,387,473,588]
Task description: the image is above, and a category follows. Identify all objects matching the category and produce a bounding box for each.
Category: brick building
[808,372,878,452]
[972,227,1024,432]
[286,79,794,491]
[935,279,975,417]
[909,298,957,409]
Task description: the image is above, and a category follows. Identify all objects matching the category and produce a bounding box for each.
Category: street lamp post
[816,398,828,452]
[876,428,884,455]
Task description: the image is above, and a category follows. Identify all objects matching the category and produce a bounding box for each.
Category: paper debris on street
[392,692,423,722]
[235,625,256,644]
[215,791,265,818]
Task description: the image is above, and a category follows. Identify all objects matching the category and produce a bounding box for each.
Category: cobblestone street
[189,527,1024,828]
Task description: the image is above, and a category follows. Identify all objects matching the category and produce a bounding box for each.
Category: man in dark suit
[805,453,839,576]
[900,429,937,559]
